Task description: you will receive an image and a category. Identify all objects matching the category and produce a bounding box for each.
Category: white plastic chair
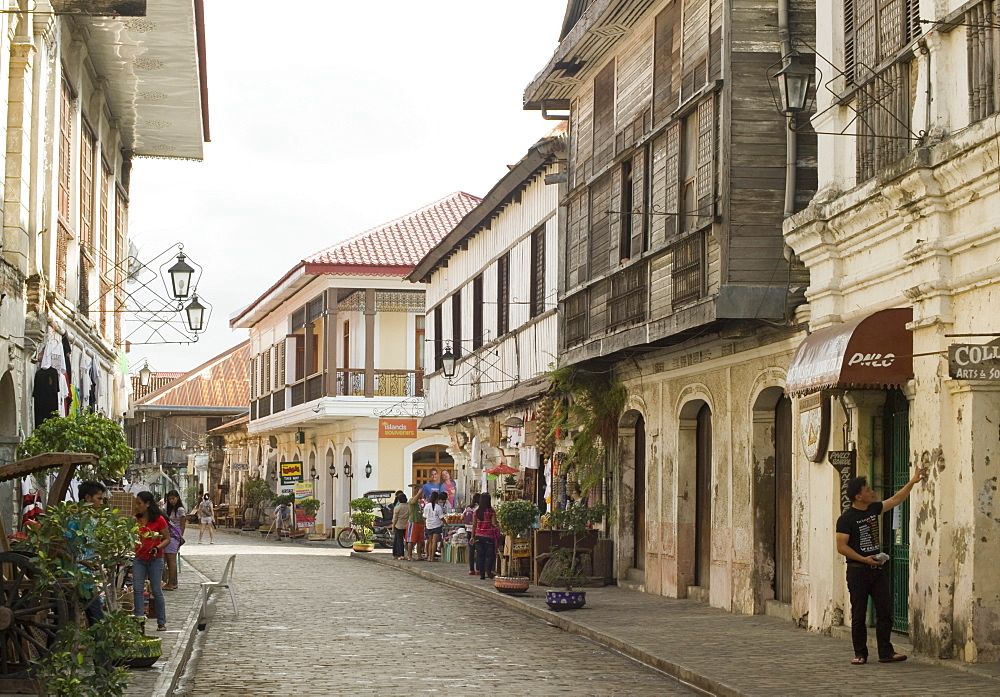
[200,554,239,619]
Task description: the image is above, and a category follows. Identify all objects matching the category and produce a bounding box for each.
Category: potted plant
[349,496,377,552]
[299,497,322,534]
[543,502,607,610]
[493,499,539,594]
[17,410,133,481]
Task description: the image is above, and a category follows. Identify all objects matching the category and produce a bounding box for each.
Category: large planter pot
[119,636,162,669]
[494,576,530,594]
[545,590,586,611]
[353,542,375,552]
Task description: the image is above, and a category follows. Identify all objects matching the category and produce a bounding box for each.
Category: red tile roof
[131,372,185,401]
[135,342,250,409]
[303,191,482,274]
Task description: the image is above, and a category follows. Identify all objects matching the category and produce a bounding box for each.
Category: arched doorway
[678,398,712,596]
[338,447,353,524]
[752,387,793,607]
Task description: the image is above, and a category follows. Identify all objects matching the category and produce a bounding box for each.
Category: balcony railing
[252,369,425,419]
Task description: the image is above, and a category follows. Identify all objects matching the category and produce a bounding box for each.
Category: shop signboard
[280,461,303,486]
[294,482,314,528]
[231,463,250,471]
[948,344,1000,380]
[379,419,417,438]
[829,450,856,512]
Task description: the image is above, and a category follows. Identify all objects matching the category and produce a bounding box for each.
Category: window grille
[564,291,589,346]
[672,232,705,308]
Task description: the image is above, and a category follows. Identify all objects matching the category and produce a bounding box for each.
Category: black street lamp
[329,461,338,479]
[310,464,318,481]
[343,462,353,478]
[167,251,195,300]
[774,53,814,115]
[185,295,206,332]
[364,461,372,479]
[441,343,456,378]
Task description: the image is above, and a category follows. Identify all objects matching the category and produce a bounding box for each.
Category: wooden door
[774,395,793,603]
[633,415,646,570]
[695,404,712,588]
[885,389,910,632]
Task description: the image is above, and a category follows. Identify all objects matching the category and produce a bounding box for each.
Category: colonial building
[784,0,1000,662]
[0,3,207,520]
[409,125,565,510]
[523,0,814,614]
[125,342,249,503]
[230,192,480,530]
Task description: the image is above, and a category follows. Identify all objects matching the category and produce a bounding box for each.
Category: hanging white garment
[38,329,65,372]
[507,426,524,449]
[470,437,482,467]
[520,445,539,469]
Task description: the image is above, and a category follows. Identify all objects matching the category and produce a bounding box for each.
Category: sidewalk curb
[351,552,741,697]
[150,558,210,697]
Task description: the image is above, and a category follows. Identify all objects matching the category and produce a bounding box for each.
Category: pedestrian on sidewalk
[133,491,170,631]
[198,494,215,544]
[391,491,409,559]
[423,491,446,562]
[162,490,186,590]
[471,492,499,580]
[836,467,927,665]
[405,487,425,560]
[463,494,480,576]
[68,480,107,626]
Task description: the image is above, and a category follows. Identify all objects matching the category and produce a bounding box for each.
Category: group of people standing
[386,486,501,579]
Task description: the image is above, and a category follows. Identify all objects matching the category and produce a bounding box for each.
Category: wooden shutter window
[496,254,510,337]
[696,96,716,225]
[530,226,546,318]
[80,122,96,252]
[55,222,70,296]
[589,173,613,279]
[278,341,286,387]
[682,0,710,101]
[472,274,484,349]
[664,122,681,240]
[567,191,589,288]
[451,290,462,359]
[58,79,73,222]
[653,4,681,127]
[592,60,616,171]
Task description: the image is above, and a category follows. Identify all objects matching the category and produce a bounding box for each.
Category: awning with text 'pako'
[785,308,913,396]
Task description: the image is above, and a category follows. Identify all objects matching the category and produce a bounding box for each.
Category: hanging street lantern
[138,363,152,387]
[441,344,457,378]
[774,53,814,115]
[185,295,206,332]
[167,251,195,300]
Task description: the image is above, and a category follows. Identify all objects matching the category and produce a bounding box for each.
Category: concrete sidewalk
[353,550,1000,697]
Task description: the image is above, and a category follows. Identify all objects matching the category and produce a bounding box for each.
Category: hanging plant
[539,367,627,496]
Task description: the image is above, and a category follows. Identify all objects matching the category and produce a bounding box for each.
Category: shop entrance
[884,389,910,632]
[411,445,455,504]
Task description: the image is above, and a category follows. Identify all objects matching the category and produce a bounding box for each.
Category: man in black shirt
[836,467,927,664]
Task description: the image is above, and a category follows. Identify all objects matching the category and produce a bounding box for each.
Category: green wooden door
[886,390,910,633]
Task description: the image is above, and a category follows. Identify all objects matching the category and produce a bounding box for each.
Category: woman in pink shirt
[470,493,499,580]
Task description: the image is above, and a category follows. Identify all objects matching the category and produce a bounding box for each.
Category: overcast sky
[127,1,567,372]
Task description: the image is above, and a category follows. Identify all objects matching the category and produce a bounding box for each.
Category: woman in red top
[470,493,499,580]
[133,491,170,630]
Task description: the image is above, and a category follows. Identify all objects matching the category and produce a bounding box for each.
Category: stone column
[324,288,338,396]
[364,288,376,398]
[3,38,34,276]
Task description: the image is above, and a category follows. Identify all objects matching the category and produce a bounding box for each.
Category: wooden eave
[524,0,659,110]
[407,144,561,284]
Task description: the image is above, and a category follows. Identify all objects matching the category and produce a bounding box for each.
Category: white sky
[127,1,568,372]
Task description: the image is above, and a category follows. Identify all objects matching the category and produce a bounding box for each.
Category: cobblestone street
[176,534,696,696]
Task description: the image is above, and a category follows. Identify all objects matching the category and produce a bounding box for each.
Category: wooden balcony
[251,368,424,420]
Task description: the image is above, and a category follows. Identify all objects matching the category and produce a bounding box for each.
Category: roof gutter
[134,405,248,415]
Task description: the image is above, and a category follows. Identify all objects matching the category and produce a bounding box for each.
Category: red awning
[785,308,913,396]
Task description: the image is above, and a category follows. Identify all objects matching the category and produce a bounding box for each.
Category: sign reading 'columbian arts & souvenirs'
[949,344,1000,380]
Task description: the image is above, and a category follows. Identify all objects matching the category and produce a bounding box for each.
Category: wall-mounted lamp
[185,294,207,332]
[329,461,338,478]
[343,462,354,478]
[774,52,814,115]
[138,362,153,387]
[268,468,277,483]
[365,461,372,479]
[441,342,456,379]
[167,251,195,300]
[310,464,318,481]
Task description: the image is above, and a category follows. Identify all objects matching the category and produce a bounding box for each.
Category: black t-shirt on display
[836,501,883,559]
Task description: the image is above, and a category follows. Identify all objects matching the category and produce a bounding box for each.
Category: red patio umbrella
[485,463,518,476]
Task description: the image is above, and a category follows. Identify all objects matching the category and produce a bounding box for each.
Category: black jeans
[475,538,496,578]
[847,563,895,659]
[392,528,406,558]
[468,541,477,572]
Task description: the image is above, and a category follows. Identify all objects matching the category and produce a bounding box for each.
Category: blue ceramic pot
[545,589,586,610]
